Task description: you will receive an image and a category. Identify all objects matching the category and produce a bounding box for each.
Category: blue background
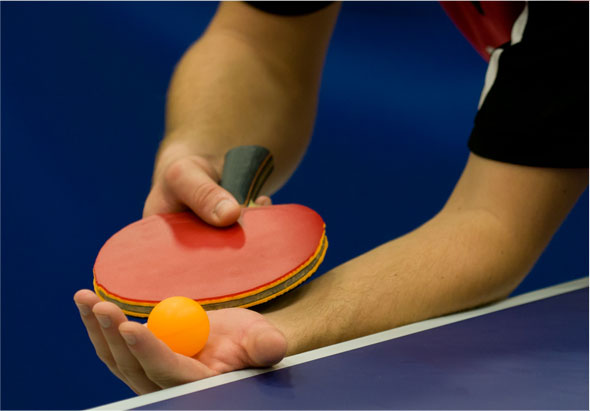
[1,2,587,409]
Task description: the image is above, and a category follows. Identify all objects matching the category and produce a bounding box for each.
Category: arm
[74,4,341,393]
[263,154,588,354]
[74,1,587,393]
[74,153,587,395]
[144,2,340,224]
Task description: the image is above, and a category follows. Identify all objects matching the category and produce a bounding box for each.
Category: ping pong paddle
[93,146,327,317]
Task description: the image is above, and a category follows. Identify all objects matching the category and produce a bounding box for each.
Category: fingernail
[96,315,112,328]
[214,199,235,218]
[76,303,91,317]
[121,332,137,346]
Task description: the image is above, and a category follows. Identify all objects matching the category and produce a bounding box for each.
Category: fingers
[74,290,134,389]
[254,195,272,206]
[146,156,241,226]
[143,185,188,217]
[119,322,218,389]
[144,154,273,223]
[241,320,287,367]
[75,290,218,393]
[76,291,286,395]
[91,302,161,394]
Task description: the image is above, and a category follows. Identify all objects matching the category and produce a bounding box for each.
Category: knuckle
[106,365,127,381]
[190,181,221,211]
[163,158,190,184]
[117,363,143,379]
[94,348,114,367]
[144,368,177,386]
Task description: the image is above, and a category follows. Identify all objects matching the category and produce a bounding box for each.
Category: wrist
[261,275,344,356]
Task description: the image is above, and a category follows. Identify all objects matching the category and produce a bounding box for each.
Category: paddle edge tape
[94,229,328,318]
[204,233,328,310]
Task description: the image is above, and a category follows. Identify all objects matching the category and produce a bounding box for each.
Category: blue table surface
[135,288,588,410]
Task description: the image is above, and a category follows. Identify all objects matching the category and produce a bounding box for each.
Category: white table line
[91,277,588,411]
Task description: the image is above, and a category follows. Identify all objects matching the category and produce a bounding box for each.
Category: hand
[143,146,271,226]
[73,289,287,394]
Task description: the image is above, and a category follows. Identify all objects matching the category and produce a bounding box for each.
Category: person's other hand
[143,146,271,226]
[73,289,287,394]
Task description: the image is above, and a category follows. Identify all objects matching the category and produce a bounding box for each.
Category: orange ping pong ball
[147,296,210,357]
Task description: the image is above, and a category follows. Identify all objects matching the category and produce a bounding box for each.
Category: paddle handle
[220,146,274,206]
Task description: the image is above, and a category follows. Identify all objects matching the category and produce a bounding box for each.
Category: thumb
[242,320,288,367]
[161,157,241,226]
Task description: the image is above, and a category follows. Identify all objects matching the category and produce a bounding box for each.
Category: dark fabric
[246,2,333,16]
[469,1,589,168]
[246,1,587,168]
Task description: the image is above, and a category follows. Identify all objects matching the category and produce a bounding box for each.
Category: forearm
[157,2,340,192]
[263,155,588,355]
[264,208,529,355]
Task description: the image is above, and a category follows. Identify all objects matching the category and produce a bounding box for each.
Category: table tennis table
[93,277,588,410]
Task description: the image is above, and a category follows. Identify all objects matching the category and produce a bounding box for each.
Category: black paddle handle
[220,146,274,206]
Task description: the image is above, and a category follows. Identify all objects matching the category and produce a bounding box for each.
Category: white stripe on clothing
[478,3,529,109]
